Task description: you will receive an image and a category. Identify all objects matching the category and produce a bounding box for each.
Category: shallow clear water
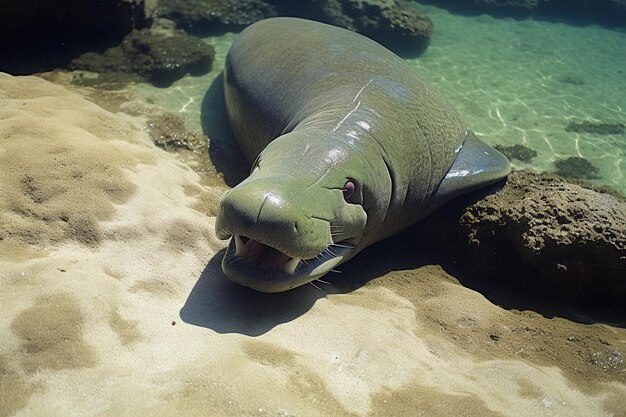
[133,3,626,194]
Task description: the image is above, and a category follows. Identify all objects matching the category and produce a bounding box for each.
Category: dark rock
[554,157,600,180]
[409,170,626,311]
[542,0,626,27]
[565,121,625,135]
[0,0,149,74]
[454,0,540,11]
[69,24,215,87]
[494,144,537,162]
[157,0,277,34]
[308,0,433,55]
[557,74,585,85]
[415,0,540,17]
[418,0,626,27]
[158,0,432,56]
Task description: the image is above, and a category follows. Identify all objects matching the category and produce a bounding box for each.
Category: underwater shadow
[179,249,334,336]
[201,72,249,187]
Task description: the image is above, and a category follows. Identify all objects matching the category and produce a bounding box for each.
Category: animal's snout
[215,179,331,259]
[217,182,293,237]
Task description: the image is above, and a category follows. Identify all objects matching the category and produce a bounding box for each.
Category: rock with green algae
[69,24,215,87]
[310,0,433,56]
[554,156,600,180]
[157,0,278,34]
[494,144,537,163]
[417,0,626,27]
[157,0,433,56]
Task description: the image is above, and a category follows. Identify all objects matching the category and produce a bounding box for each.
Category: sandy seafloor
[1,3,626,417]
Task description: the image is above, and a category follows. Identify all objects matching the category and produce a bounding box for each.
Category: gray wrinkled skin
[215,18,510,292]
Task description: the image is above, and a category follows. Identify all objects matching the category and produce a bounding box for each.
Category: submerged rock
[494,144,537,162]
[422,0,540,12]
[565,120,625,135]
[554,156,600,180]
[69,24,215,87]
[557,74,585,85]
[304,0,433,55]
[418,0,626,27]
[157,0,432,55]
[157,0,278,34]
[410,170,626,309]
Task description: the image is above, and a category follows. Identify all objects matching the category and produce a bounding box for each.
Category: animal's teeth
[234,235,248,256]
[284,258,300,275]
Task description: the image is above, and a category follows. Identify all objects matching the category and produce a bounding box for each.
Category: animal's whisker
[331,243,352,248]
[309,281,323,291]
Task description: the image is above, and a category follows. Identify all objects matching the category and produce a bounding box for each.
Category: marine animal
[215,17,510,292]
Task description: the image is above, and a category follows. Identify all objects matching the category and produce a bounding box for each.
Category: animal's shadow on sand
[179,238,432,336]
[180,225,626,335]
[180,251,327,336]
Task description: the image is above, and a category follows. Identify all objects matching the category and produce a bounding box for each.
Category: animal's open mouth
[221,234,354,292]
[233,235,302,275]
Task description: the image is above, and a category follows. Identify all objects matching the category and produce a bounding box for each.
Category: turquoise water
[132,3,626,194]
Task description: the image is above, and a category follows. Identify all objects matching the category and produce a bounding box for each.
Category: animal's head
[216,130,390,292]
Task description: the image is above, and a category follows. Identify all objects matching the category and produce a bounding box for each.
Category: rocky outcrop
[299,0,433,55]
[1,0,433,76]
[157,0,278,34]
[0,0,148,74]
[422,0,539,12]
[419,0,626,27]
[69,21,215,87]
[544,0,626,26]
[410,170,626,309]
[157,0,433,55]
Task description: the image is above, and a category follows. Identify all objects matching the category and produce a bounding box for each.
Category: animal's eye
[342,180,356,201]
